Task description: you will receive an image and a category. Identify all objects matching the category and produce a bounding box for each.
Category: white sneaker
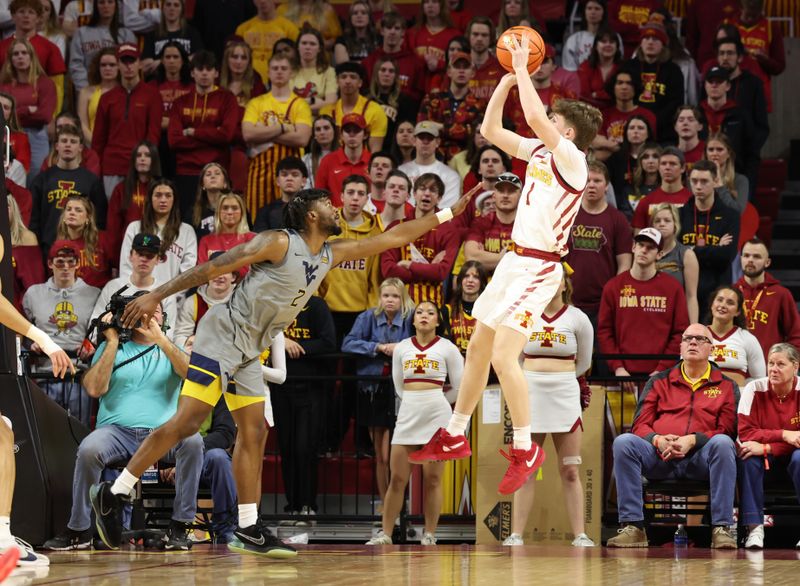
[571,533,595,547]
[745,525,764,549]
[366,532,392,545]
[420,532,436,546]
[4,537,49,567]
[502,533,523,546]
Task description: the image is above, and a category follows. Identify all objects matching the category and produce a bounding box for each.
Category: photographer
[43,304,203,552]
[91,233,178,339]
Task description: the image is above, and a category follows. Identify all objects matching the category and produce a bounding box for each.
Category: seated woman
[196,192,256,276]
[366,301,463,546]
[651,203,700,323]
[54,194,114,289]
[191,162,232,239]
[292,25,337,115]
[621,142,660,216]
[706,133,750,214]
[77,47,119,145]
[737,343,800,550]
[119,179,197,284]
[706,286,766,387]
[577,25,622,109]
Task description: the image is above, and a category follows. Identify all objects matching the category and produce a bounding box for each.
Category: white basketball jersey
[512,137,588,255]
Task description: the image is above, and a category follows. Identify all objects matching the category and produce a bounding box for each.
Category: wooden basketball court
[9,544,800,585]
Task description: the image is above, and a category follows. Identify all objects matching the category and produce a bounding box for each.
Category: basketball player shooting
[409,34,603,495]
[88,185,478,558]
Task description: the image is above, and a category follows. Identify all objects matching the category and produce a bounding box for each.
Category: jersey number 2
[290,289,306,307]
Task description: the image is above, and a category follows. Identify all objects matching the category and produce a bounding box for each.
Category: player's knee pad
[562,456,582,466]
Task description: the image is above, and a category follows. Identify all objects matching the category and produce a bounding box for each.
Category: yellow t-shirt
[235,16,300,81]
[292,66,337,105]
[320,95,388,139]
[243,91,313,129]
[276,3,342,43]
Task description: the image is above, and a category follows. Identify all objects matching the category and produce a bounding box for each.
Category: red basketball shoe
[497,442,546,495]
[408,428,471,463]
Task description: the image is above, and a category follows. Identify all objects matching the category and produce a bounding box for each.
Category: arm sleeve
[341,311,379,356]
[203,399,235,451]
[146,93,162,145]
[193,93,240,144]
[121,0,160,33]
[631,375,660,442]
[297,299,337,355]
[172,295,196,349]
[380,244,412,281]
[745,331,766,380]
[178,225,197,274]
[392,342,404,399]
[692,209,739,269]
[118,223,136,278]
[597,281,623,371]
[694,380,739,448]
[443,341,464,404]
[761,22,786,75]
[262,333,287,385]
[68,32,88,90]
[574,309,595,376]
[30,78,57,125]
[780,290,800,351]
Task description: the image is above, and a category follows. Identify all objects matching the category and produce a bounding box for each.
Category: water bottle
[674,524,688,548]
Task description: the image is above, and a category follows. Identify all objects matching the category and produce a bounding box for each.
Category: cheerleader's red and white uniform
[710,326,766,383]
[522,305,594,433]
[391,336,464,445]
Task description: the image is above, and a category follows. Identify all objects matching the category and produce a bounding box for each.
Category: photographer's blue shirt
[92,341,183,429]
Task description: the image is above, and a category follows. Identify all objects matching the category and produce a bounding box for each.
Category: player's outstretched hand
[121,291,160,329]
[49,349,75,379]
[452,183,483,217]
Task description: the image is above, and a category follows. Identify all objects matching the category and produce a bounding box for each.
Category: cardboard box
[475,385,605,544]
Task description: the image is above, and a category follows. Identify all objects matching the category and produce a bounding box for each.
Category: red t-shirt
[11,245,44,312]
[106,180,147,259]
[466,212,514,254]
[469,55,504,101]
[682,140,706,172]
[632,187,692,229]
[71,232,115,288]
[565,205,634,314]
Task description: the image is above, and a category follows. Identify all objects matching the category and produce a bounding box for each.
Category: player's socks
[512,426,532,450]
[446,412,470,437]
[111,469,138,497]
[238,503,258,529]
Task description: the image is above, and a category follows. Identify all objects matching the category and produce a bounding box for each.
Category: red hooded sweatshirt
[735,273,800,358]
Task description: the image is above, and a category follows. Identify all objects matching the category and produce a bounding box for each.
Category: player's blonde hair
[551,99,603,151]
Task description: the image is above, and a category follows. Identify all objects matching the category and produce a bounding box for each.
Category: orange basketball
[496,26,545,74]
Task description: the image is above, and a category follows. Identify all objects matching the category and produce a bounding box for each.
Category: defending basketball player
[409,34,603,495]
[0,290,74,574]
[89,185,477,558]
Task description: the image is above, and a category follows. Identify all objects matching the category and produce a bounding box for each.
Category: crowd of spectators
[2,0,800,546]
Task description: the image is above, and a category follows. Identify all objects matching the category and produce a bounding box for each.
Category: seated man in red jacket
[607,323,739,549]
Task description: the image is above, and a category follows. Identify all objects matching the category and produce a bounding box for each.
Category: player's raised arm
[332,183,481,266]
[121,231,290,328]
[507,34,561,151]
[480,73,523,159]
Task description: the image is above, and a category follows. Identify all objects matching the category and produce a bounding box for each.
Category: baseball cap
[495,172,522,189]
[449,51,472,67]
[117,43,140,60]
[704,65,730,83]
[48,240,81,260]
[475,191,494,211]
[634,227,663,250]
[132,233,162,255]
[414,120,441,137]
[640,21,668,45]
[341,112,367,130]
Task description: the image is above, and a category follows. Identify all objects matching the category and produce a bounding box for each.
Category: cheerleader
[707,285,766,387]
[366,301,464,546]
[504,269,595,547]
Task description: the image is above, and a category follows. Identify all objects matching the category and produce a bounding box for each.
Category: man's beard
[327,222,343,237]
[743,266,765,279]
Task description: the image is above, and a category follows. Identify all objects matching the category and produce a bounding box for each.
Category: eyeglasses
[682,335,711,344]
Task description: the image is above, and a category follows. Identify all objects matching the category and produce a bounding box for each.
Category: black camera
[93,286,147,343]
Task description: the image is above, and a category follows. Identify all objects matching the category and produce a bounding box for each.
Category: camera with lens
[92,286,147,344]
